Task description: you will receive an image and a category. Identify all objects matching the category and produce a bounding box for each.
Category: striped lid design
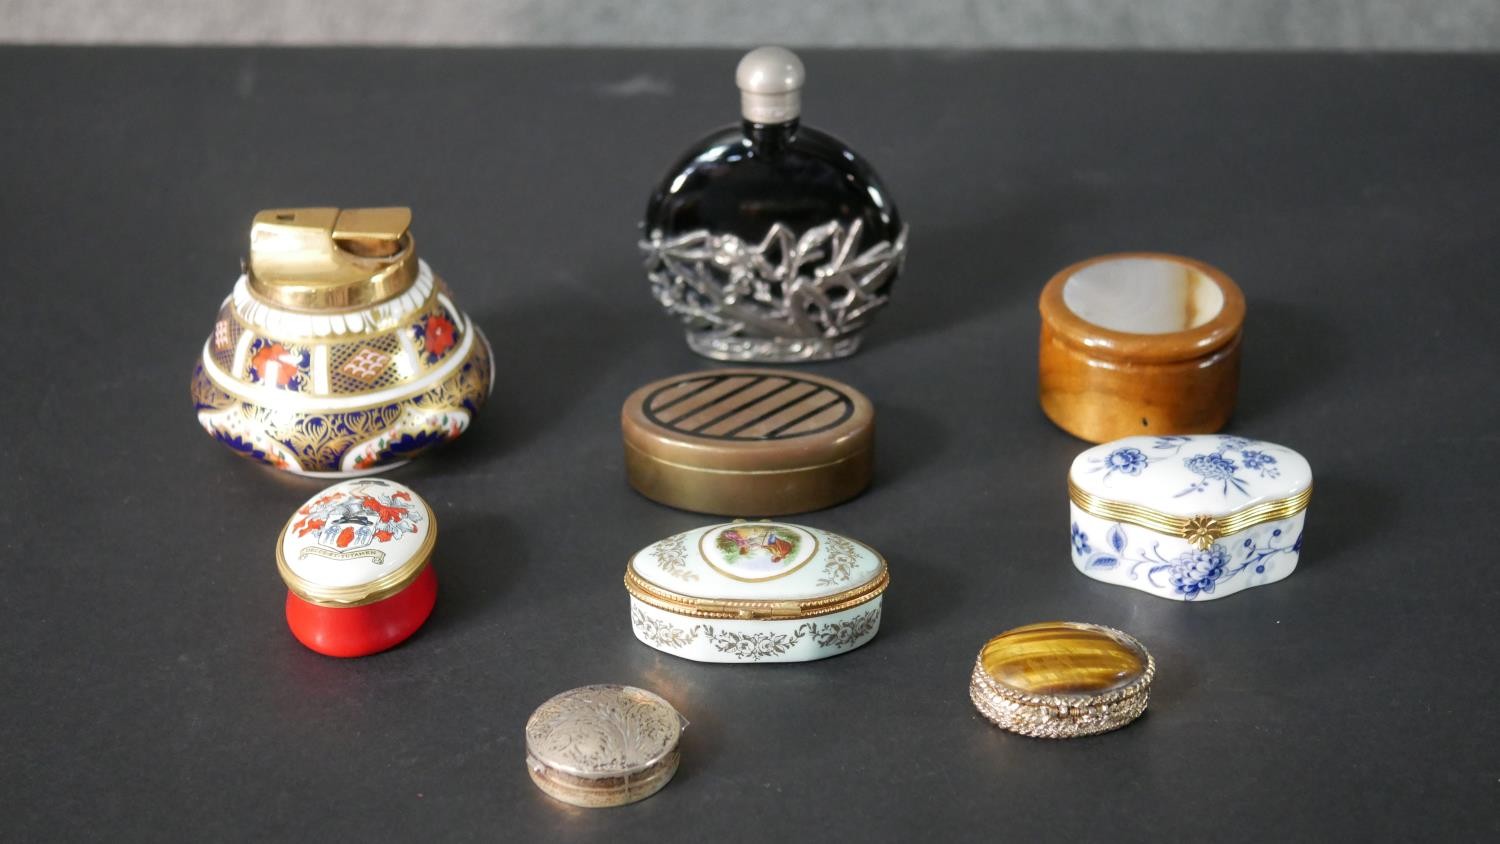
[641,372,855,442]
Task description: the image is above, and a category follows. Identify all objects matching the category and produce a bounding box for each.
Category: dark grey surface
[1,47,1497,842]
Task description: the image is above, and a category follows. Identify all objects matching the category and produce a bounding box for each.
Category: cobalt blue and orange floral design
[246,339,310,391]
[412,311,460,366]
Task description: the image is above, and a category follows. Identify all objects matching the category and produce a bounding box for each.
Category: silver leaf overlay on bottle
[641,219,909,362]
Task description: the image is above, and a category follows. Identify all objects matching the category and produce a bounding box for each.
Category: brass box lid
[621,369,875,515]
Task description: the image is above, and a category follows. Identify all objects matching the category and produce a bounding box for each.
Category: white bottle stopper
[736,46,804,124]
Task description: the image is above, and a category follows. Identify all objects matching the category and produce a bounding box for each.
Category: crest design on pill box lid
[290,482,424,566]
[278,478,436,606]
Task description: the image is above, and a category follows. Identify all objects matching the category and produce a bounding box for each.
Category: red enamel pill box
[276,478,438,657]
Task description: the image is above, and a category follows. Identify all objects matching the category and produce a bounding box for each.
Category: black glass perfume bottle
[641,47,907,362]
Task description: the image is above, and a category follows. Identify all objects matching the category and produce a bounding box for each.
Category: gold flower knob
[1183,515,1222,549]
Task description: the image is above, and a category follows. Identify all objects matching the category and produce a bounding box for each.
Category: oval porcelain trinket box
[626,520,888,663]
[277,478,437,657]
[970,621,1155,739]
[621,369,874,515]
[1069,434,1312,601]
[191,207,493,476]
[525,685,685,808]
[1039,252,1245,443]
[640,47,907,362]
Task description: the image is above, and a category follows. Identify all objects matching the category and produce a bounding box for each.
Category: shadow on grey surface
[872,401,951,490]
[1235,300,1348,427]
[464,295,635,455]
[1300,471,1396,563]
[875,188,1085,348]
[876,555,964,641]
[419,512,519,635]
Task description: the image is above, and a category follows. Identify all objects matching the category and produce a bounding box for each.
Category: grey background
[3,0,1500,50]
[2,46,1499,841]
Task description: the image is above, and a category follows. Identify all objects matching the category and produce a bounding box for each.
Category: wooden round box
[1038,252,1245,443]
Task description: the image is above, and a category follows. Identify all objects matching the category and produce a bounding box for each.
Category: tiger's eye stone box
[970,621,1155,739]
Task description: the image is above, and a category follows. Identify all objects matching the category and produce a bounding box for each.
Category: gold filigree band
[1067,480,1312,550]
[623,565,889,621]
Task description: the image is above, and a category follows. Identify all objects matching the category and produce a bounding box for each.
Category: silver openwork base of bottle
[641,219,907,364]
[684,332,862,363]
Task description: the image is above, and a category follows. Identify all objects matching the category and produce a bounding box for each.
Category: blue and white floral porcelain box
[1068,434,1312,601]
[625,520,888,662]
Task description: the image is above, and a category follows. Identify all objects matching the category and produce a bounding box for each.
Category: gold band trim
[624,564,889,621]
[1068,480,1312,549]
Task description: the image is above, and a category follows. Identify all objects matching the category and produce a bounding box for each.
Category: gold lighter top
[246,206,419,312]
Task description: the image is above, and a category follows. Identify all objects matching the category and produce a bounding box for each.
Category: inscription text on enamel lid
[278,478,434,602]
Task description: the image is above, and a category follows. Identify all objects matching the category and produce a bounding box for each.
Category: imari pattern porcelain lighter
[191,207,492,476]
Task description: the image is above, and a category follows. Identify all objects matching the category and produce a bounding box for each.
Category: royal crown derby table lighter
[277,478,437,657]
[525,685,686,808]
[622,368,874,515]
[626,520,888,663]
[1069,434,1312,601]
[1038,252,1245,443]
[191,207,493,476]
[640,46,907,362]
[970,622,1156,739]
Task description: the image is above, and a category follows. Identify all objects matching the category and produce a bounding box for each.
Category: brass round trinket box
[191,207,493,476]
[525,685,685,808]
[621,368,874,515]
[970,621,1155,739]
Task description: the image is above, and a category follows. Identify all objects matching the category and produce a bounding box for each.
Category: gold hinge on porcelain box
[1067,480,1313,549]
